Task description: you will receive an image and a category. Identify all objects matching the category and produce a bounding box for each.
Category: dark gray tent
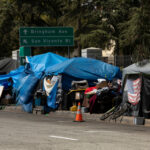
[122,60,150,118]
[0,58,18,75]
[123,60,150,80]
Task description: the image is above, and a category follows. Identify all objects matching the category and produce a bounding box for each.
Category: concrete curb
[0,105,24,113]
[54,111,133,124]
[53,110,150,127]
[1,106,150,127]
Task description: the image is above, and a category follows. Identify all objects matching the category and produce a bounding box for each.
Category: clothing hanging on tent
[127,78,141,105]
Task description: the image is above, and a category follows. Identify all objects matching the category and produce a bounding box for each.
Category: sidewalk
[1,105,150,127]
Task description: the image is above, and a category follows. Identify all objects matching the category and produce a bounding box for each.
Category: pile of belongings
[83,78,122,114]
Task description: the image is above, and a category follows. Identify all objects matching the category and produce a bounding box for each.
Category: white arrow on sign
[23,29,28,35]
[23,39,28,44]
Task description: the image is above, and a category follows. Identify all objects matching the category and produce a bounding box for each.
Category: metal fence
[0,57,7,60]
[99,55,133,68]
[1,55,133,69]
[0,57,20,70]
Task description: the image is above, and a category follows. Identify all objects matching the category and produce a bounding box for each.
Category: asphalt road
[0,111,150,150]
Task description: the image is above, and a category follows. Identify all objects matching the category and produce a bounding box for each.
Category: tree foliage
[0,0,150,61]
[119,0,150,61]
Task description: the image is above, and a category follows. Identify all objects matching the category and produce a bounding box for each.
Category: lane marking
[57,121,65,122]
[84,130,115,133]
[49,135,78,141]
[57,121,70,123]
[84,130,131,135]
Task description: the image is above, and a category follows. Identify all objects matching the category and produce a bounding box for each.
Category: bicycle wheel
[100,107,115,120]
[111,103,129,120]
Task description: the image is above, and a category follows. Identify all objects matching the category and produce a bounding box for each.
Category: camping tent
[122,60,150,80]
[46,57,122,90]
[122,60,150,118]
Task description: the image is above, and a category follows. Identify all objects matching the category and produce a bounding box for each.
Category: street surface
[0,111,150,150]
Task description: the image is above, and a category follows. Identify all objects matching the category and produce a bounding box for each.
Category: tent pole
[68,46,70,58]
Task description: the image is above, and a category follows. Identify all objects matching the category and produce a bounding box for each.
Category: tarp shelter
[26,52,68,73]
[0,58,18,75]
[46,57,122,90]
[16,52,68,111]
[0,52,68,112]
[0,52,122,112]
[122,60,150,118]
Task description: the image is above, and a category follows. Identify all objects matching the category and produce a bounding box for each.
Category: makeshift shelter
[46,57,122,90]
[45,57,121,111]
[0,52,68,112]
[122,60,150,118]
[15,52,68,111]
[26,52,68,73]
[0,52,122,113]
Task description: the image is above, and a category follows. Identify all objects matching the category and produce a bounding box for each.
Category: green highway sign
[20,27,73,36]
[20,36,74,46]
[19,27,74,46]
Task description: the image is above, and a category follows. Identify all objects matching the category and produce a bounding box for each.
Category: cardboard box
[75,92,80,100]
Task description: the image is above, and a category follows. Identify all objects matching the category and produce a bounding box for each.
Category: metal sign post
[68,46,70,58]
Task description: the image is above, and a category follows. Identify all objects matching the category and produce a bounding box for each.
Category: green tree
[0,0,149,60]
[95,0,136,55]
[119,0,150,61]
[0,0,16,57]
[0,0,64,57]
[60,0,110,56]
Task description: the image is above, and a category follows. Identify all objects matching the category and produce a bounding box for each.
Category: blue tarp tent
[26,52,68,73]
[46,57,122,90]
[0,52,68,112]
[14,52,68,112]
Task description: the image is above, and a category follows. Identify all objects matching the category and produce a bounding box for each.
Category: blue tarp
[13,52,68,112]
[0,66,24,89]
[47,80,59,109]
[46,57,121,80]
[0,52,68,112]
[46,57,122,90]
[26,52,68,73]
[14,72,42,113]
[15,72,42,104]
